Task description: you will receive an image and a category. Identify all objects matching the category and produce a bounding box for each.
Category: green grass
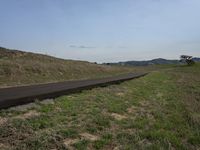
[73,140,89,150]
[0,63,199,149]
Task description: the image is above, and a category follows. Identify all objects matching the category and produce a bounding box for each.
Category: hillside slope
[0,47,133,87]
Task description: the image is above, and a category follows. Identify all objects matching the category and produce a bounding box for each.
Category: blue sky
[0,0,200,62]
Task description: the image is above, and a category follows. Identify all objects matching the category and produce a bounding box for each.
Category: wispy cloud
[118,46,128,49]
[69,45,96,49]
[104,46,128,49]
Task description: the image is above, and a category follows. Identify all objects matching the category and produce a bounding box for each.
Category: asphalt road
[0,73,147,109]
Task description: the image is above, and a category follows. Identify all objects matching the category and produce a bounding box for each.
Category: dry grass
[14,110,41,120]
[110,113,127,121]
[0,47,138,87]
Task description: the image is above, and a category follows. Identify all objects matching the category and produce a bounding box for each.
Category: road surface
[0,73,147,109]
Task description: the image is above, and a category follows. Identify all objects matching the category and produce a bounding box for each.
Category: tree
[180,55,195,65]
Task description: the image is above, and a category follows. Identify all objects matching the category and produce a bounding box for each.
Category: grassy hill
[0,63,199,149]
[0,47,135,87]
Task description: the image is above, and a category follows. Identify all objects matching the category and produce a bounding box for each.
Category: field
[0,63,199,150]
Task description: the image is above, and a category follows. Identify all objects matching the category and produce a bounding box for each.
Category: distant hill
[193,57,200,62]
[105,57,200,66]
[0,47,132,87]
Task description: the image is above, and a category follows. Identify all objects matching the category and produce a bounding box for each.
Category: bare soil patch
[0,143,10,149]
[14,110,40,120]
[156,92,163,98]
[40,99,55,105]
[113,146,120,150]
[138,139,152,147]
[0,117,8,126]
[9,102,39,111]
[111,113,127,120]
[63,138,79,150]
[116,92,125,96]
[80,133,99,141]
[139,100,151,107]
[127,106,137,113]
